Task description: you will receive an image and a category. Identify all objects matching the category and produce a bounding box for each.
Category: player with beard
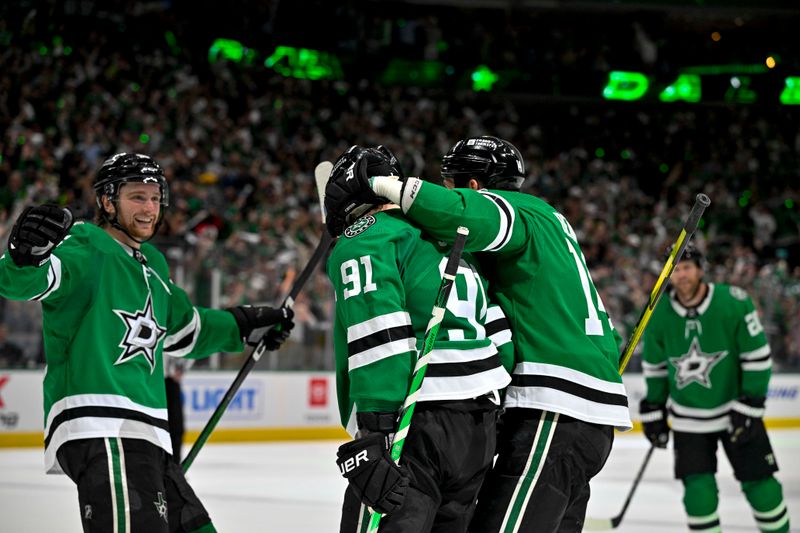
[641,243,790,532]
[0,153,294,532]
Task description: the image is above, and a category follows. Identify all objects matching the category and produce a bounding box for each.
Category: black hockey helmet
[441,135,525,191]
[324,145,403,236]
[666,242,704,268]
[94,152,169,209]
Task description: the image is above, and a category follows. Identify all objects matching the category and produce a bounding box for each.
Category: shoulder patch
[344,215,376,238]
[729,286,748,301]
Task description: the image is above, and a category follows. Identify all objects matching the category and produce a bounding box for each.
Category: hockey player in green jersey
[329,136,630,532]
[325,146,513,532]
[641,244,789,532]
[0,153,295,533]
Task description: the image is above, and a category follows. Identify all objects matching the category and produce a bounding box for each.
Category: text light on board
[603,71,649,101]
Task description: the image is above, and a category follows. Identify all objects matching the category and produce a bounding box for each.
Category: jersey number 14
[554,212,611,336]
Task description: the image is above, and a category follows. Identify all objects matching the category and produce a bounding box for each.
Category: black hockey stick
[182,162,334,473]
[585,193,710,529]
[584,446,655,530]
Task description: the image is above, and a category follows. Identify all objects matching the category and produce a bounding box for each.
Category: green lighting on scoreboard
[209,38,251,64]
[264,46,342,80]
[659,74,701,103]
[471,65,499,92]
[780,77,800,105]
[603,71,649,101]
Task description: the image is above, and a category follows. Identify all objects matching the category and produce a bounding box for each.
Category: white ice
[1,430,798,532]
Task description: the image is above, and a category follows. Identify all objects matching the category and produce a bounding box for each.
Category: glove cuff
[640,409,665,423]
[732,398,765,418]
[357,411,397,437]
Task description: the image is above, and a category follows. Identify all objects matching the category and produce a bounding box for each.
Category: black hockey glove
[8,204,74,267]
[227,305,294,348]
[336,432,409,515]
[324,147,396,237]
[729,396,765,445]
[639,400,670,448]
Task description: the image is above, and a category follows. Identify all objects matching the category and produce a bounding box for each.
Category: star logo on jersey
[343,215,376,238]
[669,337,727,389]
[113,294,166,374]
[153,491,168,522]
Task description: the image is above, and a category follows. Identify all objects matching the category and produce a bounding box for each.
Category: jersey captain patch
[669,337,727,389]
[344,215,376,238]
[113,294,167,374]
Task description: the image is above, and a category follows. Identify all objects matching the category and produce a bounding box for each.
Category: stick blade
[314,161,333,224]
[583,517,615,530]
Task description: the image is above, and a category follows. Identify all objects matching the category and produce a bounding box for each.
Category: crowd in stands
[1,2,799,370]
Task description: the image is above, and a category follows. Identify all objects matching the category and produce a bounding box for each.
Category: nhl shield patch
[344,215,376,238]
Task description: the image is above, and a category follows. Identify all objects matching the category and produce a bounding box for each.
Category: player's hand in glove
[8,204,74,267]
[228,305,294,348]
[639,400,670,448]
[336,432,409,515]
[729,396,765,445]
[324,145,403,237]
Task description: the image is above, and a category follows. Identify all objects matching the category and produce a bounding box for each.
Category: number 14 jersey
[399,181,632,430]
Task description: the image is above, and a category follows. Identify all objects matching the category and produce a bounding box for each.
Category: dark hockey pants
[340,403,498,533]
[57,437,215,533]
[469,408,614,533]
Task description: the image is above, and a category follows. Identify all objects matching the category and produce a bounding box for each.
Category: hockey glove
[8,204,74,267]
[228,305,294,347]
[336,432,409,515]
[324,147,396,237]
[729,396,765,445]
[639,400,670,448]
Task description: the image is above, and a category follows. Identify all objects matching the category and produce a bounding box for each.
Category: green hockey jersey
[396,179,631,430]
[0,222,243,473]
[326,209,512,436]
[642,283,771,433]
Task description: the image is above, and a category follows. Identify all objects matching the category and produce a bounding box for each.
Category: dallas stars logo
[153,491,168,522]
[669,337,727,389]
[113,294,166,374]
[344,215,376,238]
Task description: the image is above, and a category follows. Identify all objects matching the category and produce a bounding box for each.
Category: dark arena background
[1,1,799,531]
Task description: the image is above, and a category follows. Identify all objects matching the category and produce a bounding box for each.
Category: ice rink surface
[2,430,798,532]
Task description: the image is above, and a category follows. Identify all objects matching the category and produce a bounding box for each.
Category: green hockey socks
[742,477,790,532]
[682,474,721,532]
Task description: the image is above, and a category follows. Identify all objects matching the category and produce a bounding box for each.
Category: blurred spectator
[0,324,24,368]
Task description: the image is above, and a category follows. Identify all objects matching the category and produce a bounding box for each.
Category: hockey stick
[182,161,334,473]
[618,193,711,374]
[584,193,710,529]
[584,446,655,530]
[366,226,470,532]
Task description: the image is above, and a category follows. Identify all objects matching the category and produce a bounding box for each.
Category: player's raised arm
[370,138,530,254]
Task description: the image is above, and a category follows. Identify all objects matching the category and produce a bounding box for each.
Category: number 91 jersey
[326,209,512,434]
